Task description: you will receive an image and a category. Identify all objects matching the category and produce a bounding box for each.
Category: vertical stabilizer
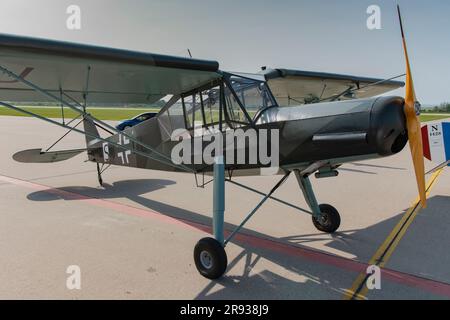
[83,116,101,149]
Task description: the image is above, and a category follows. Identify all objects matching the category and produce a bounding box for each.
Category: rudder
[83,116,101,149]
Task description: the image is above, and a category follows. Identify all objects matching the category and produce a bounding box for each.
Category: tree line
[423,102,450,113]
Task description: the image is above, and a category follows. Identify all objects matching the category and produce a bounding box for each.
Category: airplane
[0,6,430,279]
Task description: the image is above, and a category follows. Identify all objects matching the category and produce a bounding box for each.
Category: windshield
[225,74,277,120]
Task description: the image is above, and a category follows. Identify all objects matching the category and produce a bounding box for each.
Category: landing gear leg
[194,156,227,279]
[96,162,103,187]
[294,170,341,233]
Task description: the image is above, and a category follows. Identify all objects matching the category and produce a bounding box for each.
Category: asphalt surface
[0,116,449,300]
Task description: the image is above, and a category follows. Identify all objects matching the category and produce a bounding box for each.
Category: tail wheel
[194,238,227,280]
[312,204,341,233]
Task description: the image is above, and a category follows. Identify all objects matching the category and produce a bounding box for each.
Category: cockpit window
[157,74,278,141]
[225,74,277,120]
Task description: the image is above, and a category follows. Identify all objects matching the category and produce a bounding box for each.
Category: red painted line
[382,268,450,298]
[1,174,450,298]
[0,174,202,233]
[233,233,450,298]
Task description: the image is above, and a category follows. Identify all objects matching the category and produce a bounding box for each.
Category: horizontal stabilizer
[13,148,86,163]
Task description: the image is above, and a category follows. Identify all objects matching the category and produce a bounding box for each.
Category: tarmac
[0,115,449,300]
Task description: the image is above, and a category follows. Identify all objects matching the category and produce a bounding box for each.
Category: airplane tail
[12,117,99,164]
[83,116,101,149]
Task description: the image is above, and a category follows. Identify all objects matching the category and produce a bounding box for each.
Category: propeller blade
[397,5,427,208]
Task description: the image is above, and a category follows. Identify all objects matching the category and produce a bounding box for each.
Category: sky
[0,0,449,105]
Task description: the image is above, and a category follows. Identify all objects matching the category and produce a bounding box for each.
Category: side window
[203,88,221,127]
[158,109,172,141]
[182,94,208,137]
[203,86,232,132]
[169,102,185,131]
[224,83,250,127]
[182,94,204,130]
[182,95,193,129]
[193,95,204,130]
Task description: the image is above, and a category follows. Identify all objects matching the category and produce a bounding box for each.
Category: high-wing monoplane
[0,7,430,279]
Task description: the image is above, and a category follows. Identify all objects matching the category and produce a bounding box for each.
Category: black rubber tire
[194,237,227,280]
[312,204,341,233]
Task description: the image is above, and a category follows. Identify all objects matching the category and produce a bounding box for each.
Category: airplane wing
[0,34,220,105]
[264,69,405,106]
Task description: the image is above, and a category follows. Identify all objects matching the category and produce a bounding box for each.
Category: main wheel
[194,237,227,279]
[312,204,341,233]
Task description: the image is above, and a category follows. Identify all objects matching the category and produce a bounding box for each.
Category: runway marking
[343,168,445,300]
[1,173,450,298]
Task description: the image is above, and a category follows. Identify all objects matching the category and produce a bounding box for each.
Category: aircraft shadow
[27,179,176,201]
[26,180,449,299]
